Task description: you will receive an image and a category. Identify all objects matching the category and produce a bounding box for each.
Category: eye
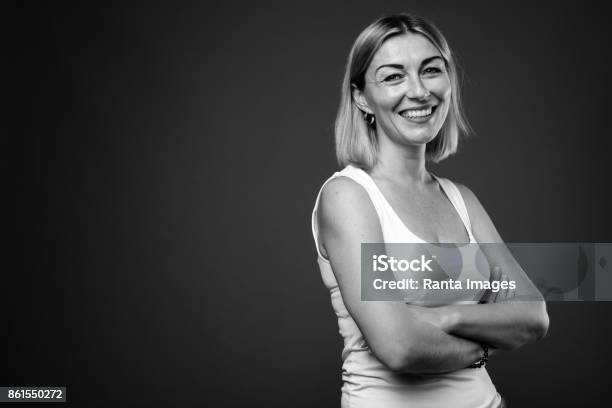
[422,67,443,75]
[383,73,405,82]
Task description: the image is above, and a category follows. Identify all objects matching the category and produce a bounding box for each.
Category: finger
[480,289,494,304]
[507,281,516,301]
[491,278,501,303]
[491,265,502,281]
[489,266,502,303]
[501,273,510,301]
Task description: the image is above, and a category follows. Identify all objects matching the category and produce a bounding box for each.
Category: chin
[398,129,439,145]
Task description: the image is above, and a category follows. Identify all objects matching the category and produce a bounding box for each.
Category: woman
[311,13,549,408]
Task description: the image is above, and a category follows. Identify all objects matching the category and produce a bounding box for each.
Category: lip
[397,105,437,123]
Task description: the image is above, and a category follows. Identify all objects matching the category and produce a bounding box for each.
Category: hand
[480,265,516,303]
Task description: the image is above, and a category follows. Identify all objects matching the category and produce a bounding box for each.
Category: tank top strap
[431,175,476,242]
[335,165,392,224]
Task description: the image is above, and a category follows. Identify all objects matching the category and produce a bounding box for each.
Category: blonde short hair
[335,13,471,169]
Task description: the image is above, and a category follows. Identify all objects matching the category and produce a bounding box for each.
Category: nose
[404,75,430,100]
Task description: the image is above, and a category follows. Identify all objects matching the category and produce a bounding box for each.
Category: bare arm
[441,301,548,350]
[412,183,549,350]
[317,177,484,373]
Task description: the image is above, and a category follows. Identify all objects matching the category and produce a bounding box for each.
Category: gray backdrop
[14,0,611,406]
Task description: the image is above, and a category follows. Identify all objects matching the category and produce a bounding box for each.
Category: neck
[369,135,431,186]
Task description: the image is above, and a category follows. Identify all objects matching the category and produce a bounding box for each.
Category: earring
[363,112,376,126]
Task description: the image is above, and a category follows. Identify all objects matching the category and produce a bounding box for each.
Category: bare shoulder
[319,176,368,205]
[318,176,378,223]
[317,176,383,253]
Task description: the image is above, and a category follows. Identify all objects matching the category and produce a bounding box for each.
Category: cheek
[426,76,451,100]
[367,87,405,111]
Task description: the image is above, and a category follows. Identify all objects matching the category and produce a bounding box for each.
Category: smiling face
[354,32,451,148]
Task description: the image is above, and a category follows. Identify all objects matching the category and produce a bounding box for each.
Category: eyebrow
[375,56,444,73]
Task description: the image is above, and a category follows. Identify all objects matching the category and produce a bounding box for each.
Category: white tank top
[311,165,502,408]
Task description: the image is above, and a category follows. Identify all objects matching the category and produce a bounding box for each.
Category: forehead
[369,32,441,70]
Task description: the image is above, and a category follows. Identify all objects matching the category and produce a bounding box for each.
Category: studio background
[14,1,611,406]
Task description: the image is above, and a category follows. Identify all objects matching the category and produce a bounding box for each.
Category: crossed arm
[317,177,549,374]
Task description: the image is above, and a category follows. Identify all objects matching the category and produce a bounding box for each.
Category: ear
[351,85,373,115]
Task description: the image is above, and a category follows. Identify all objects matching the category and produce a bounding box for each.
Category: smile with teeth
[399,106,434,118]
